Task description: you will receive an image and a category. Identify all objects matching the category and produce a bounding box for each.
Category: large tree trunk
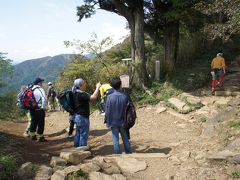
[133,4,148,87]
[162,21,179,78]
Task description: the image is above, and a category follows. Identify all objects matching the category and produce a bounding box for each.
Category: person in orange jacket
[211,51,226,94]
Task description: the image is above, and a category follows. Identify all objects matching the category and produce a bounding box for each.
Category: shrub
[0,154,17,179]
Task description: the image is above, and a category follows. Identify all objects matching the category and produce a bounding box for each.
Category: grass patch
[67,170,88,180]
[132,82,182,106]
[32,164,40,174]
[0,154,17,180]
[232,171,240,178]
[229,121,240,129]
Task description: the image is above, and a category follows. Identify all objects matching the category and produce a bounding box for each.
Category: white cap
[48,82,52,85]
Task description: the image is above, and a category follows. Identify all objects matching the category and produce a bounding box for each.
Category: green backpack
[57,89,74,115]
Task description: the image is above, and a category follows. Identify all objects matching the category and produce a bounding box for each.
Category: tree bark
[163,21,179,78]
[133,4,148,87]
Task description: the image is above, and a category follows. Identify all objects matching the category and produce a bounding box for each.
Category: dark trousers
[69,119,74,135]
[125,127,130,140]
[29,109,45,135]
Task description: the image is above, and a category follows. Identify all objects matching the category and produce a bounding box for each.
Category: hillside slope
[2,54,75,93]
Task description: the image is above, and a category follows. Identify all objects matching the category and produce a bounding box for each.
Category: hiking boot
[211,89,215,95]
[31,135,37,141]
[38,137,48,142]
[68,134,74,138]
[23,131,30,137]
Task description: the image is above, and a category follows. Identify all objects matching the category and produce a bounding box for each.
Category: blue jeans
[74,114,89,147]
[111,126,132,154]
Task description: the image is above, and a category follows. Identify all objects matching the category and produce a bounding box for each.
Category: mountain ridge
[1,54,76,94]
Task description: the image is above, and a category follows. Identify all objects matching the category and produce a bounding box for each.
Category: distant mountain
[1,54,76,94]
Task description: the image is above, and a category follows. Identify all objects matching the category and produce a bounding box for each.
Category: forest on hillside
[1,0,240,119]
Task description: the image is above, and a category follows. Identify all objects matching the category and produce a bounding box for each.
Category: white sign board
[120,74,130,88]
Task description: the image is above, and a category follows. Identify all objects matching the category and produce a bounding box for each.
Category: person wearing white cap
[72,78,101,147]
[211,51,226,94]
[47,82,57,111]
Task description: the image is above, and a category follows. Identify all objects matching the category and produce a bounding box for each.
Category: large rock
[51,170,66,180]
[34,165,53,180]
[60,151,91,165]
[52,166,65,173]
[214,91,232,96]
[112,174,126,180]
[17,162,34,179]
[168,98,186,111]
[214,98,230,106]
[50,156,67,167]
[89,172,115,180]
[102,163,121,175]
[180,93,201,105]
[79,162,101,173]
[207,150,237,160]
[226,139,240,152]
[51,165,81,180]
[108,157,147,174]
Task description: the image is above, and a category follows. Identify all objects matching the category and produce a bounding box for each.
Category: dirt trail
[0,101,231,179]
[1,62,240,179]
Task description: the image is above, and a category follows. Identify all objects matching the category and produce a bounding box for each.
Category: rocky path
[1,62,240,179]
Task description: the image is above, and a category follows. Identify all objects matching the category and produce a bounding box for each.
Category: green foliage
[67,170,88,180]
[177,30,204,66]
[0,154,17,179]
[58,36,129,93]
[229,120,240,129]
[0,53,13,88]
[32,164,40,174]
[232,171,240,178]
[0,92,25,120]
[132,82,182,106]
[197,0,240,40]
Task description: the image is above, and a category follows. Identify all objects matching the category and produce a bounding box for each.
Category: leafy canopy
[0,53,13,88]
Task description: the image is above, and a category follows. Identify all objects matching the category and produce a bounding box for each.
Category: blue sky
[0,0,129,63]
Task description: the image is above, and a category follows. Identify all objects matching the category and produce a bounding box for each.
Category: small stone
[156,107,167,114]
[50,156,67,167]
[17,162,34,179]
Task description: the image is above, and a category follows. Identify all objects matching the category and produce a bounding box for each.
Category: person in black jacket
[72,78,101,147]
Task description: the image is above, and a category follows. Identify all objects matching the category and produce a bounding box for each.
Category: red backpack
[19,86,39,110]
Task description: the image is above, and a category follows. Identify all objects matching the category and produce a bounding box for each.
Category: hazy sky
[0,0,129,63]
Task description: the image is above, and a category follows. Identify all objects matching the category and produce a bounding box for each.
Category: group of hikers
[17,76,135,154]
[16,51,226,154]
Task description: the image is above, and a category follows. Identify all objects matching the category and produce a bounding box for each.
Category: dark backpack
[124,101,137,129]
[48,87,56,98]
[57,89,74,114]
[19,86,39,110]
[50,88,56,98]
